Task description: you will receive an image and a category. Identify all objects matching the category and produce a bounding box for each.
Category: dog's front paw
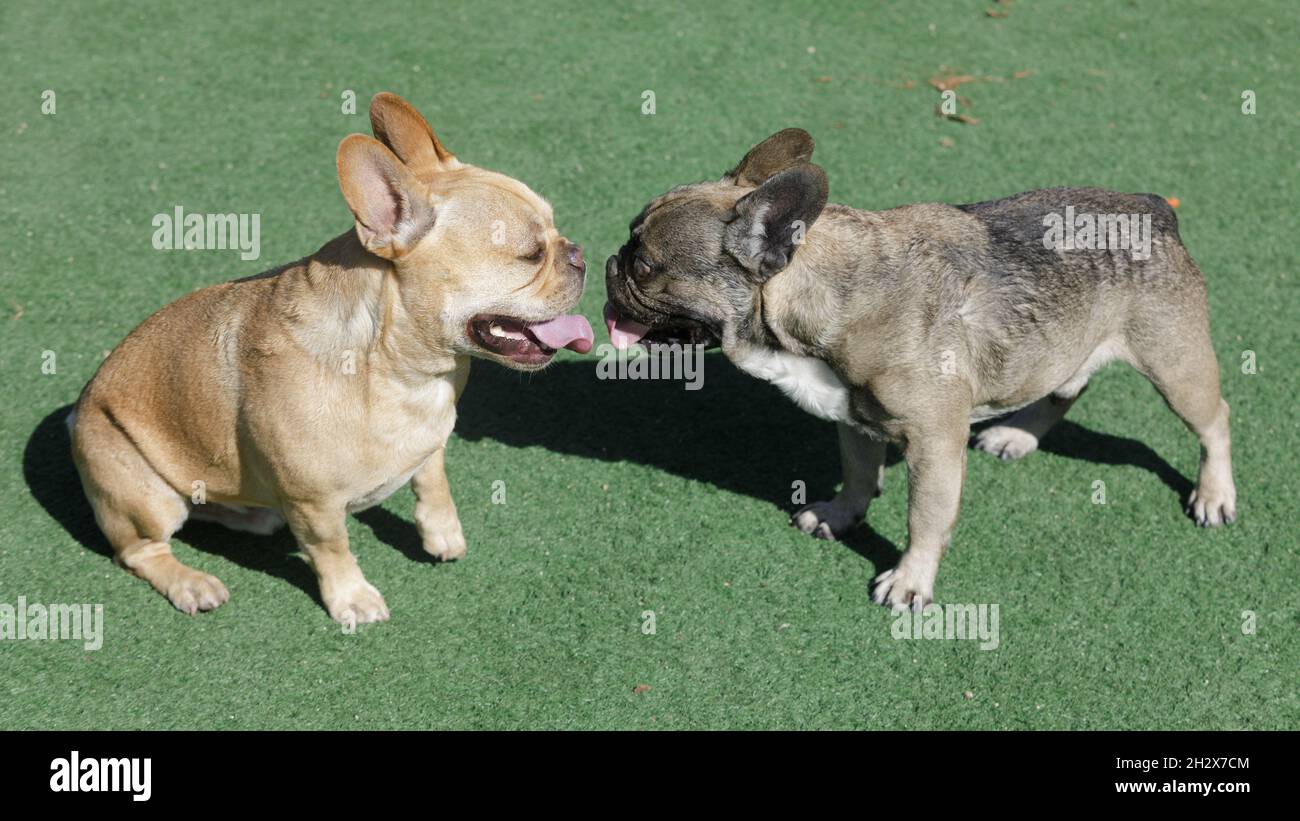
[1187,485,1237,527]
[166,568,230,615]
[872,558,937,611]
[323,577,390,628]
[422,518,467,561]
[973,425,1039,460]
[791,500,863,540]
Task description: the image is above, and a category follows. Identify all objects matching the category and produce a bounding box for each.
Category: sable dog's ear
[723,163,828,281]
[337,134,435,259]
[368,92,461,175]
[722,128,816,187]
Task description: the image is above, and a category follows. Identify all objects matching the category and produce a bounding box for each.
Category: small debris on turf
[929,71,979,92]
[633,684,651,695]
[963,690,975,700]
[937,108,981,126]
[988,0,1014,15]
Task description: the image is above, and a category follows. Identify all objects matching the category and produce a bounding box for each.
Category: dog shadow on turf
[25,353,1194,593]
[1035,420,1194,501]
[453,351,907,571]
[450,351,1197,572]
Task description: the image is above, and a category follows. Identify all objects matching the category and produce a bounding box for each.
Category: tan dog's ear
[368,92,461,174]
[337,134,435,259]
[722,128,815,188]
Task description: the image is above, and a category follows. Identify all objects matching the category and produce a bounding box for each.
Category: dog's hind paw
[791,500,863,541]
[973,425,1039,460]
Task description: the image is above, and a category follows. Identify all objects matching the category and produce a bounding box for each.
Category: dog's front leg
[873,425,968,610]
[285,501,390,626]
[792,422,886,539]
[412,448,467,561]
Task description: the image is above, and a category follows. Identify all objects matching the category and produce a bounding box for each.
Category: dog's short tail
[1138,192,1181,241]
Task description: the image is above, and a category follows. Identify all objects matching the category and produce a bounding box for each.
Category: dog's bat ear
[722,128,815,188]
[337,134,436,260]
[368,92,461,175]
[723,163,828,282]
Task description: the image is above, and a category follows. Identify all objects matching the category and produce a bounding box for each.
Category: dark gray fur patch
[956,186,1181,276]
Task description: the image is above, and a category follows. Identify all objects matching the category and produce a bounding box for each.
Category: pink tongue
[603,302,650,350]
[527,314,594,354]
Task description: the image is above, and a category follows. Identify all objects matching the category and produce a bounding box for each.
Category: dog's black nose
[565,242,585,274]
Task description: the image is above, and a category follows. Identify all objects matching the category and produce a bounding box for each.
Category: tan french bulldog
[68,93,594,627]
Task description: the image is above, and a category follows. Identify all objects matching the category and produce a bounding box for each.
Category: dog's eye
[633,257,652,278]
[520,245,545,263]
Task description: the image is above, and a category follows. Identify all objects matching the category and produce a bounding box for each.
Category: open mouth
[603,302,716,350]
[468,314,594,367]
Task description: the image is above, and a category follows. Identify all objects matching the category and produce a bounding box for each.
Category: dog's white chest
[731,346,851,422]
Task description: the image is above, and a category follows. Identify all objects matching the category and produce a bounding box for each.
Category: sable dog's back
[955,186,1186,279]
[922,187,1204,406]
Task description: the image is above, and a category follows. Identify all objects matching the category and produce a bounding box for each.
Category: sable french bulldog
[69,93,593,626]
[604,129,1236,610]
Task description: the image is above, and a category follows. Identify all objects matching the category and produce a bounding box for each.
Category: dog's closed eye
[519,244,546,263]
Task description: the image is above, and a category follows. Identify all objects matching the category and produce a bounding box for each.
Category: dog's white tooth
[487,322,530,341]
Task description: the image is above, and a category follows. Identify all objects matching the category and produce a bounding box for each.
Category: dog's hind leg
[1131,324,1236,526]
[69,407,230,614]
[792,422,886,540]
[973,387,1086,460]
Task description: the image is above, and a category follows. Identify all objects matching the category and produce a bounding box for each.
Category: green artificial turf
[1,0,1296,729]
